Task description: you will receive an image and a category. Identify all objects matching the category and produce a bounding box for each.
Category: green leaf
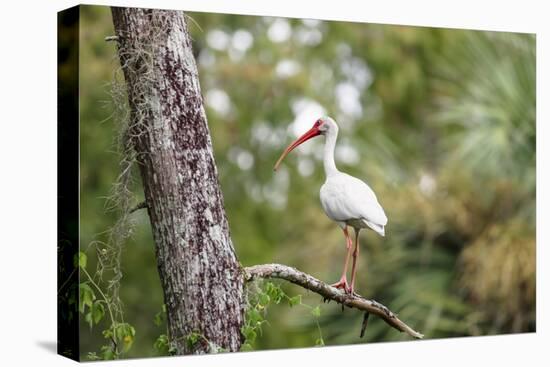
[311,306,321,318]
[153,306,166,326]
[315,337,325,347]
[121,325,135,352]
[168,344,178,355]
[100,345,115,360]
[186,331,202,349]
[87,352,100,361]
[258,293,270,307]
[84,311,93,329]
[247,307,263,326]
[75,251,87,269]
[79,283,95,313]
[67,291,76,306]
[288,295,301,307]
[110,323,136,352]
[242,326,257,343]
[153,334,170,355]
[92,302,105,324]
[240,343,253,352]
[265,282,285,304]
[102,328,113,339]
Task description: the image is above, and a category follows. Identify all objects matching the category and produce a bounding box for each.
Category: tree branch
[129,201,147,214]
[244,263,424,339]
[104,35,119,42]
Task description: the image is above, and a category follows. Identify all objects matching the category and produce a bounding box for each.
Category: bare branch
[360,311,370,338]
[244,263,424,339]
[105,35,119,42]
[129,201,147,214]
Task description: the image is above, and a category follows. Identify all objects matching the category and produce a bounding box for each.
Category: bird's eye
[314,119,322,127]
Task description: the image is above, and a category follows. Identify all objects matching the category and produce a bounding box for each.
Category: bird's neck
[323,130,339,177]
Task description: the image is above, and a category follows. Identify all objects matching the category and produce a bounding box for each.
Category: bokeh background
[78,5,535,359]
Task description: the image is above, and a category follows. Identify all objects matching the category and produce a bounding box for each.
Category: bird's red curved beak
[274,126,321,171]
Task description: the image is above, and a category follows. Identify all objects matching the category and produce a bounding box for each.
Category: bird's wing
[321,173,388,227]
[345,174,387,226]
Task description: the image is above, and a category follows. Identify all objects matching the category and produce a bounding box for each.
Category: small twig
[244,263,424,339]
[57,267,77,295]
[105,35,119,42]
[129,201,147,214]
[184,14,203,33]
[360,312,370,338]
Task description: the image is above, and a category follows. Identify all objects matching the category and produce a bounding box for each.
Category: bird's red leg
[349,229,361,294]
[330,227,353,292]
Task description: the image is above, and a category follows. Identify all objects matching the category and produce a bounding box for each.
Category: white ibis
[274,116,387,294]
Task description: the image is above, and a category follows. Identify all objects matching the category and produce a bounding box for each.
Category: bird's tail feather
[363,219,385,237]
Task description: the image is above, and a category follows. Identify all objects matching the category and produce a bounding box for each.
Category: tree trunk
[111,7,244,354]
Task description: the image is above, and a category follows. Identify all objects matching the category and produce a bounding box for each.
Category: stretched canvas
[58,4,536,361]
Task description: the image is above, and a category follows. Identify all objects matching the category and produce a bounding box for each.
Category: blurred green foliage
[77,5,535,359]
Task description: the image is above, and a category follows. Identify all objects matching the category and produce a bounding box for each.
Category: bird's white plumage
[315,116,387,236]
[275,115,387,293]
[320,173,387,236]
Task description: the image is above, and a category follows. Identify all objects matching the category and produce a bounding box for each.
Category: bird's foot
[330,277,352,294]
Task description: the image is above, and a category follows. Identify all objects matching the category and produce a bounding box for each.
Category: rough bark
[110,8,244,354]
